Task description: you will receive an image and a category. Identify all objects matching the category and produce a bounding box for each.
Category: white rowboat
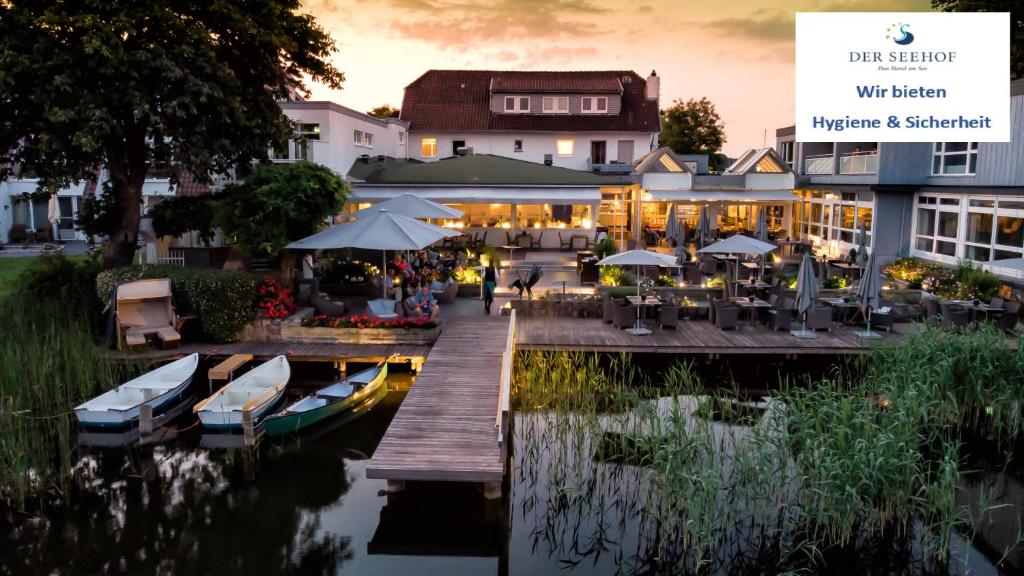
[194,356,290,430]
[75,353,199,429]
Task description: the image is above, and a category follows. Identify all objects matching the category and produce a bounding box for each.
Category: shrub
[303,314,437,329]
[822,275,847,289]
[96,265,255,342]
[883,257,946,289]
[600,265,628,286]
[657,274,676,287]
[594,237,617,260]
[256,276,297,319]
[19,254,103,317]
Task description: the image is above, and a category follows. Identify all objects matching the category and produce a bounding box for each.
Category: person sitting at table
[413,280,439,320]
[412,250,431,274]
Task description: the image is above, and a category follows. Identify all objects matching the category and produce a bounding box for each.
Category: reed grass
[0,295,132,508]
[512,326,1024,573]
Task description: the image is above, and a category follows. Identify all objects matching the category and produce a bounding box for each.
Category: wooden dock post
[139,404,153,436]
[242,410,255,446]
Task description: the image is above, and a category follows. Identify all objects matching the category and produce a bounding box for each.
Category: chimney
[645,70,659,102]
[359,154,370,164]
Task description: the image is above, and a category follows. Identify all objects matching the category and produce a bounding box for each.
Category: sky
[301,0,934,157]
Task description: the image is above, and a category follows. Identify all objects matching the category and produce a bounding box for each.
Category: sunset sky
[302,0,933,157]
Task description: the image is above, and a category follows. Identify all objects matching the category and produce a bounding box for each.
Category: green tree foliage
[658,98,727,170]
[367,104,401,119]
[149,194,218,246]
[0,1,344,268]
[216,162,348,257]
[932,1,1022,80]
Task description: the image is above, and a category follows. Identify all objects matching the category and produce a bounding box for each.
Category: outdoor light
[533,222,541,228]
[501,222,511,229]
[581,218,592,229]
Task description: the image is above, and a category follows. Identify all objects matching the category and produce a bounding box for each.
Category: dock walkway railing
[496,310,515,452]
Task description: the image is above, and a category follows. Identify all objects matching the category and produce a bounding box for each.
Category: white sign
[796,12,1010,142]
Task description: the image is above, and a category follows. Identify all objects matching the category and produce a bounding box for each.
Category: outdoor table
[730,297,772,326]
[948,300,1004,322]
[627,295,662,322]
[830,262,864,281]
[570,234,590,250]
[677,297,703,319]
[500,244,521,262]
[820,297,860,325]
[576,250,594,273]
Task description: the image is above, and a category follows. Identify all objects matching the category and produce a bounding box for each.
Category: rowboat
[262,360,388,437]
[74,353,199,429]
[194,355,290,430]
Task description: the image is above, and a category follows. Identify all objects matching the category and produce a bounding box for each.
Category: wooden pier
[111,340,430,368]
[367,313,514,493]
[515,316,913,355]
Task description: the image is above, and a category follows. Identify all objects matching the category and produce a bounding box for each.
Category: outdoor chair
[612,302,637,330]
[923,298,941,323]
[768,301,794,331]
[940,303,969,329]
[367,299,400,320]
[505,231,515,245]
[530,230,543,249]
[659,302,679,329]
[990,297,1005,309]
[517,233,531,249]
[430,278,458,305]
[33,224,52,243]
[114,279,184,351]
[684,264,702,285]
[558,232,571,251]
[310,289,345,317]
[8,224,28,243]
[806,307,833,332]
[602,296,618,323]
[510,265,543,299]
[998,301,1020,333]
[713,300,739,330]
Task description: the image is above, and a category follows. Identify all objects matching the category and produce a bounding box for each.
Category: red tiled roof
[173,171,210,197]
[490,72,622,93]
[400,70,660,133]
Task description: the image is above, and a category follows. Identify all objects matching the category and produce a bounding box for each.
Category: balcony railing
[838,152,878,175]
[803,154,834,175]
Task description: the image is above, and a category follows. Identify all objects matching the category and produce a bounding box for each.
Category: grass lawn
[0,255,88,297]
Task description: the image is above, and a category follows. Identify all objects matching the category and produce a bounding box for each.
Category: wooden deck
[110,341,431,364]
[516,316,915,355]
[367,315,512,484]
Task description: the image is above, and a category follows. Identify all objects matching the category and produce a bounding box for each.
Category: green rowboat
[262,360,388,437]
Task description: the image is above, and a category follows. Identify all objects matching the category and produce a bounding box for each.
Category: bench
[208,354,253,383]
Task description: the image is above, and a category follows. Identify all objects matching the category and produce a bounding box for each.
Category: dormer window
[581,96,607,114]
[542,97,569,114]
[504,96,530,113]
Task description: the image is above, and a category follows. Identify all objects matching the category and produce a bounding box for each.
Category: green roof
[348,154,634,186]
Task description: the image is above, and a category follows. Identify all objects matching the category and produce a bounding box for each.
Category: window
[914,193,1024,263]
[363,132,373,147]
[796,189,873,247]
[780,141,795,167]
[513,139,523,153]
[581,96,608,113]
[297,123,320,140]
[556,139,574,156]
[542,97,569,114]
[398,131,405,143]
[421,138,437,158]
[503,96,530,113]
[353,130,363,144]
[354,130,373,148]
[931,142,978,175]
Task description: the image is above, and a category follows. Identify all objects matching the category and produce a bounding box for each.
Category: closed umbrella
[855,222,869,267]
[696,206,710,248]
[855,250,882,339]
[665,204,677,245]
[47,195,61,241]
[754,207,768,242]
[791,252,819,339]
[347,193,464,219]
[597,250,679,336]
[288,208,460,299]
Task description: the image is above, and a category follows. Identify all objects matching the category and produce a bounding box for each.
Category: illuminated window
[421,138,437,158]
[556,139,574,156]
[542,97,569,114]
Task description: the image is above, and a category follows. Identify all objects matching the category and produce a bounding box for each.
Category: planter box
[457,283,481,298]
[280,324,441,345]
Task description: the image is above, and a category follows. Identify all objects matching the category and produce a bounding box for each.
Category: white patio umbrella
[754,207,768,242]
[791,252,819,339]
[287,208,461,299]
[47,195,61,241]
[697,234,776,296]
[696,206,710,248]
[597,250,679,336]
[855,222,869,267]
[665,204,678,245]
[986,257,1024,278]
[855,250,882,339]
[346,193,464,220]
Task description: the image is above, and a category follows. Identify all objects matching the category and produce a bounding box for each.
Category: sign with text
[796,12,1010,142]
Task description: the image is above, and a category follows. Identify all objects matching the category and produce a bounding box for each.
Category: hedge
[96,265,256,342]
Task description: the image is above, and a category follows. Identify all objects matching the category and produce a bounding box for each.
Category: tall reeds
[0,296,130,507]
[512,327,1024,573]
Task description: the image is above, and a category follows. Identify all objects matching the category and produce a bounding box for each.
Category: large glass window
[421,138,437,158]
[914,194,1024,263]
[932,142,978,175]
[996,215,1023,248]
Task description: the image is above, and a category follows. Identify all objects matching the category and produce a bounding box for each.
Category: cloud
[384,0,609,50]
[699,0,933,45]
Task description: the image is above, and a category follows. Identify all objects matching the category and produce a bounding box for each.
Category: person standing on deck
[482,260,500,314]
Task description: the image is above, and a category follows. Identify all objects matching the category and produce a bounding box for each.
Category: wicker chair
[713,300,739,330]
[768,298,794,331]
[558,232,571,251]
[8,224,28,243]
[998,301,1020,333]
[806,307,833,332]
[940,303,969,329]
[612,302,638,330]
[602,296,618,323]
[659,302,679,329]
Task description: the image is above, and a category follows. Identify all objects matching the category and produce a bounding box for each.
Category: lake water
[1,364,1021,575]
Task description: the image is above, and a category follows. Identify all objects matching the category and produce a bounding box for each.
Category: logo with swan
[887,22,915,45]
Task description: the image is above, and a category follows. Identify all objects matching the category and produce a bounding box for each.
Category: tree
[932,1,1022,80]
[0,2,344,268]
[367,105,401,119]
[149,194,218,246]
[659,98,727,170]
[215,162,348,257]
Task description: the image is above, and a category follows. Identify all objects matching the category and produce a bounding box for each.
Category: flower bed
[280,313,441,344]
[257,276,296,319]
